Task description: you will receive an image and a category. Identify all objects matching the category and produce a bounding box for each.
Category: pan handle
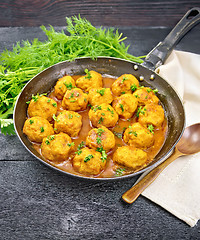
[142,7,200,70]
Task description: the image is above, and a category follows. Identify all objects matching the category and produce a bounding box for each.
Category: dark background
[1,1,200,239]
[0,0,200,27]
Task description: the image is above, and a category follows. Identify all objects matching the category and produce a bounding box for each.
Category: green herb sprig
[0,15,144,135]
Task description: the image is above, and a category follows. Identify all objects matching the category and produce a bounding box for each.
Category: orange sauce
[32,75,168,178]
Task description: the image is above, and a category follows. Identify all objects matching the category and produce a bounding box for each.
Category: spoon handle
[122,148,183,204]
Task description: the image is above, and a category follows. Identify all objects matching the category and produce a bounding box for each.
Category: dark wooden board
[1,0,200,27]
[1,161,199,240]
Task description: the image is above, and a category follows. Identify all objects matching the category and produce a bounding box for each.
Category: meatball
[123,122,154,148]
[111,74,139,96]
[73,147,106,175]
[54,110,82,137]
[88,87,113,106]
[54,75,76,100]
[112,93,138,119]
[27,95,57,121]
[113,146,148,170]
[138,103,165,127]
[41,132,74,163]
[76,70,103,92]
[88,103,118,128]
[86,126,115,152]
[62,88,88,111]
[133,87,159,106]
[23,116,54,143]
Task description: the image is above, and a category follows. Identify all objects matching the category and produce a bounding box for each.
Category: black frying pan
[14,8,200,180]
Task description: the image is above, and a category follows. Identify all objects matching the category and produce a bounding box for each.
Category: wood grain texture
[1,0,200,27]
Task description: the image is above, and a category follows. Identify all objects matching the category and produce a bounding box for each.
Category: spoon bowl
[122,123,200,204]
[177,123,200,154]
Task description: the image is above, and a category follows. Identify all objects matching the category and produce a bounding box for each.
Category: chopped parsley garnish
[64,82,73,90]
[129,130,137,137]
[115,168,126,176]
[68,114,73,119]
[40,126,44,133]
[32,93,40,102]
[121,76,127,83]
[130,84,138,92]
[47,99,51,103]
[121,91,126,94]
[29,119,34,125]
[69,92,74,99]
[84,154,94,162]
[136,106,146,117]
[45,140,50,145]
[75,150,82,155]
[147,88,152,93]
[96,146,107,162]
[101,150,107,162]
[98,117,104,124]
[52,114,60,122]
[119,103,124,112]
[97,88,106,96]
[84,69,92,79]
[31,93,47,102]
[93,105,102,112]
[113,131,123,138]
[67,142,75,147]
[96,146,104,152]
[97,128,104,136]
[153,89,158,93]
[49,135,55,140]
[107,107,114,116]
[146,88,158,94]
[96,137,102,145]
[70,99,76,103]
[77,141,85,150]
[148,124,154,134]
[52,102,57,107]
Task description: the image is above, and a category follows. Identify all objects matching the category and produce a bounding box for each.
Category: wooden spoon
[122,123,200,204]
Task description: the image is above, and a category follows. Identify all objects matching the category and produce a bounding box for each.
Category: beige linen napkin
[137,50,200,227]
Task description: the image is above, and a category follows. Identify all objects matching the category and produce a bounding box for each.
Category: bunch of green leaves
[0,15,144,135]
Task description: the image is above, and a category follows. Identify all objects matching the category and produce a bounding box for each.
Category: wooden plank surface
[1,0,200,27]
[0,25,200,239]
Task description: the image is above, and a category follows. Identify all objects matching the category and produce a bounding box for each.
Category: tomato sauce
[32,75,168,178]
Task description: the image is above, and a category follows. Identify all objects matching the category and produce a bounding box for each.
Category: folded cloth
[137,50,200,227]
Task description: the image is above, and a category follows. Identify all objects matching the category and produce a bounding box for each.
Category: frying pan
[14,8,200,180]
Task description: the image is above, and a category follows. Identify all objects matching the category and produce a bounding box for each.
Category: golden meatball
[76,70,103,92]
[54,110,82,137]
[133,87,159,105]
[86,126,115,152]
[112,93,138,119]
[23,116,54,143]
[123,122,154,148]
[62,88,88,111]
[111,74,139,96]
[27,95,57,121]
[113,146,148,170]
[138,103,165,127]
[54,76,76,100]
[88,103,118,128]
[88,88,113,106]
[41,132,74,163]
[73,147,106,175]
